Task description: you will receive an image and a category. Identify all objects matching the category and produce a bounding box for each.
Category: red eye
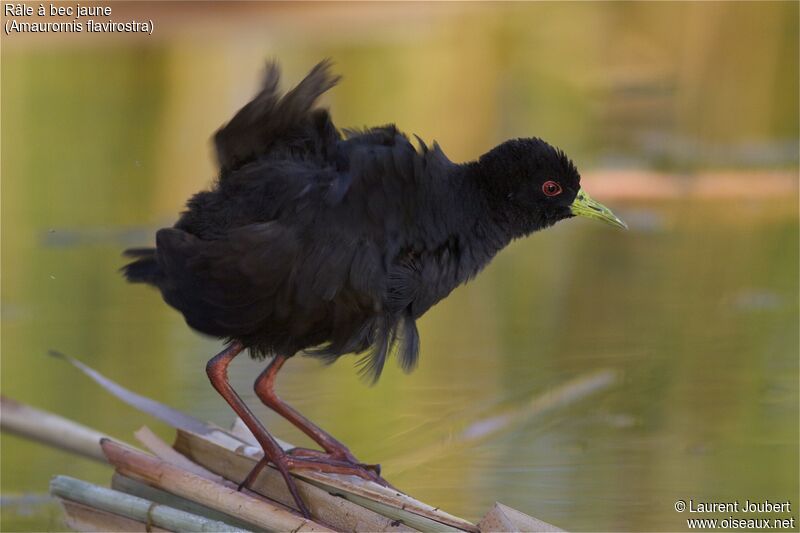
[542,180,562,196]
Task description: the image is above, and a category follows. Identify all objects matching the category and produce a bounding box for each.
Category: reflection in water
[2,2,798,531]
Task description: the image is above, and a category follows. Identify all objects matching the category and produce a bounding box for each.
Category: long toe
[274,460,312,518]
[285,455,394,489]
[238,457,270,491]
[238,456,312,518]
[288,447,380,474]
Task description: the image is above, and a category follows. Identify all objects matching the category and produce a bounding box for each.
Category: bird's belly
[186,290,378,360]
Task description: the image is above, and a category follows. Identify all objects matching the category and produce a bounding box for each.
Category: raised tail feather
[121,248,161,285]
[214,58,341,173]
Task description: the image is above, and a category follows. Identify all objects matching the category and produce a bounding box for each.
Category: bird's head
[473,138,626,237]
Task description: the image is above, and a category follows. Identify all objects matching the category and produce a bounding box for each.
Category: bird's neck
[461,161,531,242]
[432,162,518,267]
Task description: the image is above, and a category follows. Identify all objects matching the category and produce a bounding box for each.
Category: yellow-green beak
[570,189,627,229]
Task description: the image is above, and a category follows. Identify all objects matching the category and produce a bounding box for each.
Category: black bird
[123,60,625,516]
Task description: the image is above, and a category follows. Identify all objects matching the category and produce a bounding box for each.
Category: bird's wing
[154,223,300,343]
[214,59,341,174]
[291,133,446,380]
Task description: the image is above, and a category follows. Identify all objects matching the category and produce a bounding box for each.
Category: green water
[2,3,798,531]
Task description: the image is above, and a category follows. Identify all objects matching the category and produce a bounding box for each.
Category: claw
[369,463,381,476]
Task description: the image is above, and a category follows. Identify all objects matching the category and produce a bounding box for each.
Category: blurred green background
[2,2,798,531]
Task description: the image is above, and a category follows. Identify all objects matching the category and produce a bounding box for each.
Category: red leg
[205,342,311,518]
[250,355,388,485]
[254,356,355,459]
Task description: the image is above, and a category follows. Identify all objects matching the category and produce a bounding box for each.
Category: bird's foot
[284,451,393,489]
[238,455,312,518]
[287,446,382,476]
[237,448,393,496]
